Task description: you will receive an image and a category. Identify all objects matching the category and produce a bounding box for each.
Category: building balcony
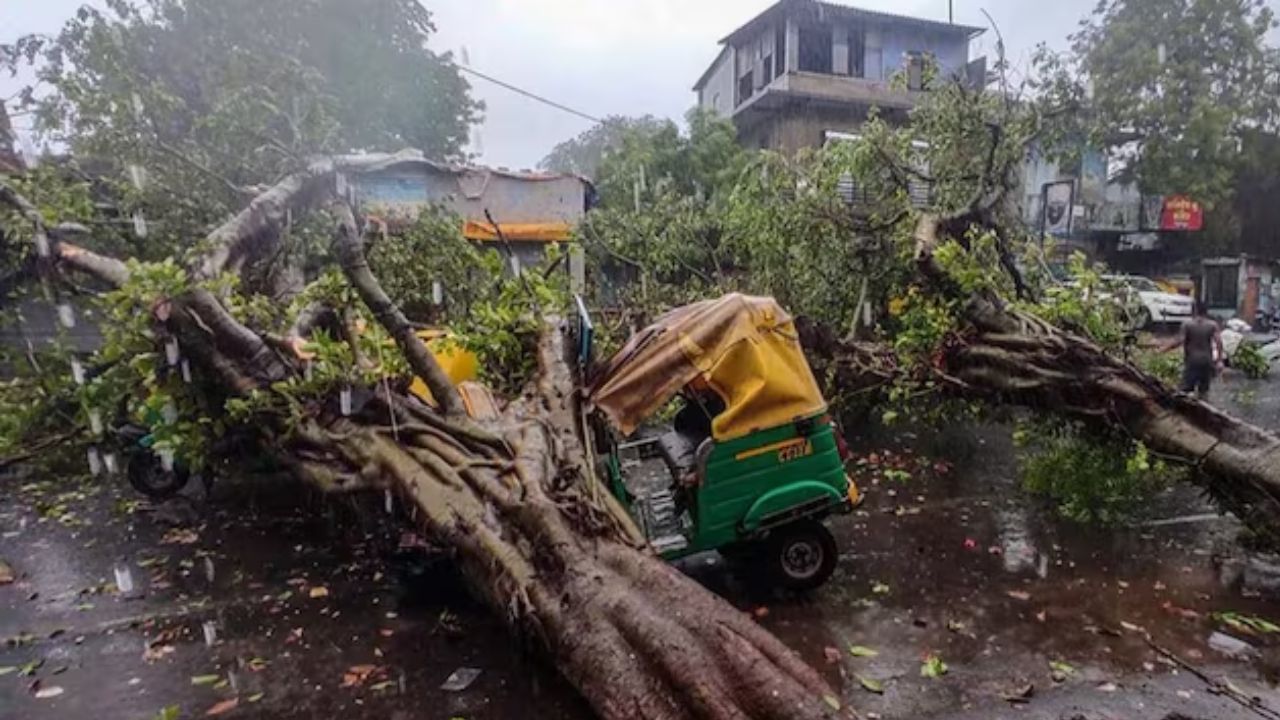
[733,70,923,124]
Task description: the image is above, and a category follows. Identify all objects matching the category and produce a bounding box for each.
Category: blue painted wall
[870,23,969,81]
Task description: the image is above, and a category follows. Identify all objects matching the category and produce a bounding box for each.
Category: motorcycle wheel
[127,452,190,500]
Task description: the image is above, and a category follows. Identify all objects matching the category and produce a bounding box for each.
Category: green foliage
[452,246,570,395]
[1026,252,1135,349]
[1134,349,1182,387]
[367,207,490,323]
[539,115,669,179]
[1017,419,1181,524]
[1232,340,1271,379]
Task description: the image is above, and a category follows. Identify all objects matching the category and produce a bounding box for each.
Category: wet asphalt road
[4,371,1280,720]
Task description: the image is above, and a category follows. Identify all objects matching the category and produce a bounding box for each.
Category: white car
[1101,275,1195,328]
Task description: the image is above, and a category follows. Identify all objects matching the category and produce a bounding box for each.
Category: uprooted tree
[1,162,856,720]
[6,3,1280,719]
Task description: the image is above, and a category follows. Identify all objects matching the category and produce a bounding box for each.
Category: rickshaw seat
[656,431,700,479]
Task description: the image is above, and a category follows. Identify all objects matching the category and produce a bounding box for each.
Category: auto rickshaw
[584,293,859,590]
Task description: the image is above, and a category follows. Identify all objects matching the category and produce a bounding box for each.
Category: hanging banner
[1041,181,1075,237]
[1159,195,1203,231]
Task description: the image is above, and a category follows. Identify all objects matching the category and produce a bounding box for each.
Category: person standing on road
[1162,302,1225,397]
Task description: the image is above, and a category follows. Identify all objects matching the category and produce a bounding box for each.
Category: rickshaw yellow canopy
[587,294,827,441]
[407,330,480,407]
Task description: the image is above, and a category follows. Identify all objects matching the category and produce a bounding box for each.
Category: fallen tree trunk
[809,214,1280,540]
[285,329,847,720]
[3,172,850,720]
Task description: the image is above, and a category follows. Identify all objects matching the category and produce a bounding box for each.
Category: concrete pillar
[785,18,799,75]
[832,25,849,75]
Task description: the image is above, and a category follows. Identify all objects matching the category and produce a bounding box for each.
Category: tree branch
[194,157,338,281]
[329,200,464,416]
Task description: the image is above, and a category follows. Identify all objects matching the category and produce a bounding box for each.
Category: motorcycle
[110,421,194,500]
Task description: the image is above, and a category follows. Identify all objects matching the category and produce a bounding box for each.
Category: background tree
[2,0,480,267]
[539,115,667,179]
[1034,0,1279,219]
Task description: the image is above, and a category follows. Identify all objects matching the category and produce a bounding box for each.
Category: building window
[905,51,927,90]
[849,25,866,77]
[798,26,832,73]
[1204,264,1240,310]
[776,25,786,74]
[737,71,754,106]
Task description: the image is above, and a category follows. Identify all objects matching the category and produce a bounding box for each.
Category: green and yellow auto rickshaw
[583,294,859,590]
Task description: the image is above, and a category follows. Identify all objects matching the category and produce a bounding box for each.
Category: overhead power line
[457,65,602,124]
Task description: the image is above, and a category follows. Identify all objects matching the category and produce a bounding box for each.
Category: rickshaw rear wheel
[765,519,838,592]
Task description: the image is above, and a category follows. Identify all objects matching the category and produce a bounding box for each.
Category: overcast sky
[5,0,1279,170]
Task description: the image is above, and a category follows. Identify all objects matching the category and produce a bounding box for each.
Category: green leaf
[1049,660,1075,677]
[190,674,221,686]
[858,675,885,694]
[848,645,879,658]
[1214,612,1280,634]
[0,666,15,676]
[822,694,841,710]
[921,655,948,678]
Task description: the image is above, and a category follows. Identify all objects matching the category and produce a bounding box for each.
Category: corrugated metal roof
[336,149,591,185]
[719,0,984,45]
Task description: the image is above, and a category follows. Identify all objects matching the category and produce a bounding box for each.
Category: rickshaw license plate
[777,439,813,463]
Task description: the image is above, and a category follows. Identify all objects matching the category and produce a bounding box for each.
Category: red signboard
[1160,195,1203,231]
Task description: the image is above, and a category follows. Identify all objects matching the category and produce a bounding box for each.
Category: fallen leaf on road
[1120,620,1145,634]
[205,698,239,716]
[752,606,769,619]
[144,644,175,663]
[0,666,15,676]
[1006,590,1031,601]
[920,655,948,678]
[308,586,329,599]
[34,686,64,699]
[190,674,221,686]
[0,558,14,584]
[823,647,841,664]
[871,582,890,595]
[1097,682,1118,692]
[247,692,265,703]
[822,695,841,711]
[1214,611,1280,634]
[342,664,382,688]
[1049,660,1075,682]
[849,645,879,658]
[858,675,885,694]
[369,680,395,692]
[161,529,199,545]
